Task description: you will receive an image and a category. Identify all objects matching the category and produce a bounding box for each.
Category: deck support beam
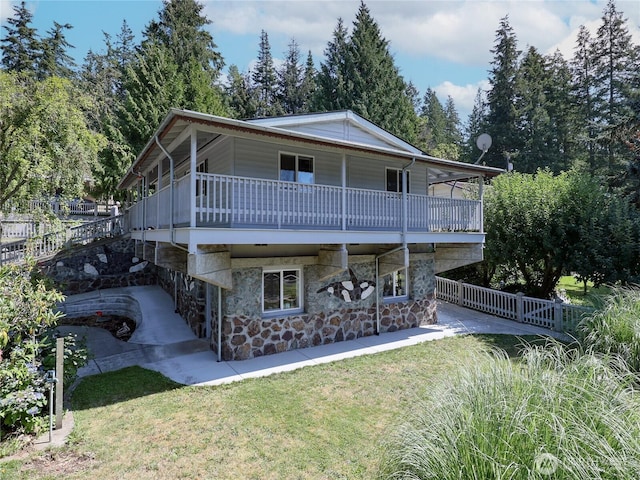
[188,245,232,289]
[378,247,409,276]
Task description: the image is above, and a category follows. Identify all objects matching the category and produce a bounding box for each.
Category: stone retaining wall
[157,267,208,338]
[38,238,156,295]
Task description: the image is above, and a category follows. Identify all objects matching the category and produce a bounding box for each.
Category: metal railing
[436,276,594,334]
[129,173,482,232]
[0,215,128,266]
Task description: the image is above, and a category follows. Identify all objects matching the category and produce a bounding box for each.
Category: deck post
[553,298,564,332]
[457,280,464,306]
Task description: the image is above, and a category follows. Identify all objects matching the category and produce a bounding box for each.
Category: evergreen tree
[1,1,40,75]
[226,65,258,119]
[252,30,281,117]
[419,88,446,153]
[590,0,638,174]
[545,50,576,173]
[346,1,418,141]
[314,18,350,112]
[571,25,598,171]
[298,50,317,114]
[37,22,76,79]
[514,46,551,173]
[442,96,463,160]
[485,15,521,169]
[462,88,489,164]
[277,39,304,115]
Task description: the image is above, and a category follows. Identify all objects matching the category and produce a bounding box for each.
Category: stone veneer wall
[38,238,157,295]
[221,255,437,361]
[157,267,208,338]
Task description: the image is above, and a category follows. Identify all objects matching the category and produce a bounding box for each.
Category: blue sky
[1,0,639,119]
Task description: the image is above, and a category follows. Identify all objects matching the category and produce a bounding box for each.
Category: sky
[1,0,639,120]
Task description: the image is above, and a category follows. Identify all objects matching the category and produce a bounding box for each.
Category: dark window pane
[387,169,398,192]
[280,154,296,182]
[298,156,314,184]
[263,272,281,311]
[282,270,299,309]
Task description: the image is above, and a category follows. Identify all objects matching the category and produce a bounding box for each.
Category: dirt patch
[20,450,97,477]
[59,314,137,341]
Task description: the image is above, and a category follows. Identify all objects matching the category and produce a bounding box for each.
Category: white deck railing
[1,215,127,266]
[131,173,482,232]
[436,276,594,334]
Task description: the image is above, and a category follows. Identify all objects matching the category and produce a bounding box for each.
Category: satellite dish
[476,133,492,153]
[473,133,492,164]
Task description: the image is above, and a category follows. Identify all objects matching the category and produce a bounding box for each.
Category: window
[280,153,314,184]
[386,168,410,193]
[196,160,208,196]
[382,268,408,298]
[263,268,303,313]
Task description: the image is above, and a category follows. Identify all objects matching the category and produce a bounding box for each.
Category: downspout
[154,135,189,253]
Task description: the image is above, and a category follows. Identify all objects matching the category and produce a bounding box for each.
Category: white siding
[199,137,233,175]
[347,155,425,193]
[233,138,343,185]
[283,120,406,151]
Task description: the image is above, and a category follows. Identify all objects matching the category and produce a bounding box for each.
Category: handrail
[0,214,128,266]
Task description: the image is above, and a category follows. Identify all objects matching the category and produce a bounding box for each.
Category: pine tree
[1,1,40,75]
[346,1,418,141]
[298,51,317,114]
[226,65,258,119]
[462,88,489,164]
[314,18,350,112]
[277,39,304,115]
[252,30,281,117]
[590,0,638,174]
[571,25,598,171]
[485,15,521,169]
[419,88,446,153]
[514,46,551,173]
[443,96,463,160]
[37,22,76,79]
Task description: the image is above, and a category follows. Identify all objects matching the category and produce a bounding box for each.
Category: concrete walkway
[57,285,571,387]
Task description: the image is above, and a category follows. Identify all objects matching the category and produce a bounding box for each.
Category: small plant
[377,342,640,479]
[577,286,640,372]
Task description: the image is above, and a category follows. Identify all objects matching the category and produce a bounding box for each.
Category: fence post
[516,292,524,323]
[457,280,464,306]
[553,298,564,332]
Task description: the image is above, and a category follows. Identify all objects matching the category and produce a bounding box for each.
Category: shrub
[577,287,640,372]
[377,343,640,479]
[0,264,86,439]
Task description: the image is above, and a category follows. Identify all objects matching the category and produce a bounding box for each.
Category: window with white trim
[263,268,303,313]
[382,268,408,298]
[386,167,410,193]
[280,153,314,184]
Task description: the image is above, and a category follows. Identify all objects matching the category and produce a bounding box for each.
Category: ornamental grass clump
[577,286,640,372]
[377,342,640,480]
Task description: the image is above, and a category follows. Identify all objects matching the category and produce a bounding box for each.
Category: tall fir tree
[346,1,418,142]
[314,18,350,112]
[442,95,463,160]
[298,51,317,114]
[277,39,304,115]
[571,25,598,171]
[462,88,489,164]
[226,65,258,119]
[1,1,40,75]
[252,30,281,117]
[514,46,552,173]
[590,0,638,174]
[419,88,446,153]
[37,22,76,80]
[485,15,521,169]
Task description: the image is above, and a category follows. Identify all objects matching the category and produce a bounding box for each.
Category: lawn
[1,334,541,480]
[557,275,611,305]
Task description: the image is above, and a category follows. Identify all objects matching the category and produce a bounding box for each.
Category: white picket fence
[436,277,594,334]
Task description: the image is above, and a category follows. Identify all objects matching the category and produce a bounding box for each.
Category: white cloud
[1,0,15,21]
[434,79,490,120]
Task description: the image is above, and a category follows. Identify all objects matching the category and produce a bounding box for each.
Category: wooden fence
[0,215,127,266]
[436,276,594,334]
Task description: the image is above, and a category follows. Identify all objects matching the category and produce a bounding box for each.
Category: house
[117,109,502,361]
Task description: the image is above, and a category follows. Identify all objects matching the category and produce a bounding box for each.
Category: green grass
[557,275,611,305]
[1,334,539,480]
